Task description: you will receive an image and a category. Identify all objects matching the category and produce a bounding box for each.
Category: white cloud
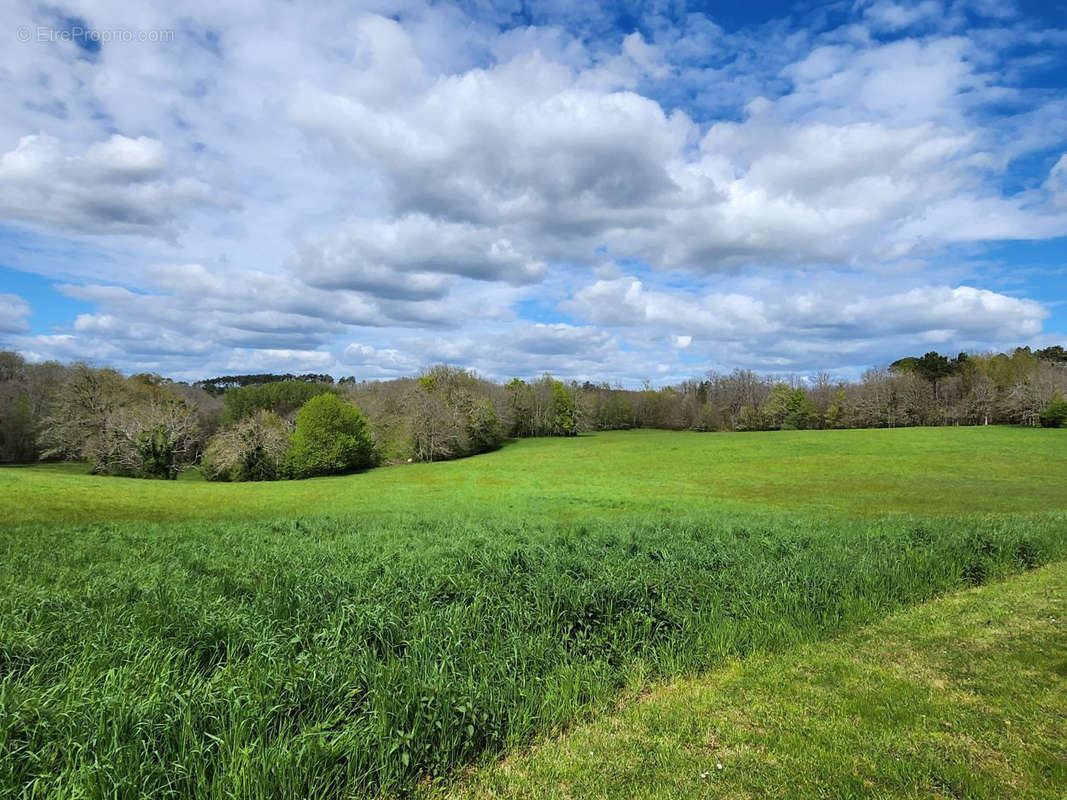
[1047,154,1067,208]
[341,342,421,375]
[567,274,1047,361]
[0,294,31,334]
[0,134,225,238]
[0,0,1064,381]
[292,215,547,293]
[860,1,946,33]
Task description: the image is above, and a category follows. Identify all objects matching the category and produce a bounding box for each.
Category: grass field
[3,426,1066,527]
[437,560,1067,799]
[1,428,1065,798]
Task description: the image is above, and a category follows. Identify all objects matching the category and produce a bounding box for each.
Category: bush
[1039,396,1067,428]
[202,410,292,481]
[287,394,376,478]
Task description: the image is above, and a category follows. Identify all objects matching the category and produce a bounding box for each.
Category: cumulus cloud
[567,275,1048,365]
[386,322,629,382]
[292,25,1067,274]
[292,215,546,295]
[1,0,1064,380]
[341,343,421,375]
[0,294,31,334]
[0,134,225,237]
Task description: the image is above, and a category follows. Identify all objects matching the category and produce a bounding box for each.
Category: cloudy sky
[1,0,1065,384]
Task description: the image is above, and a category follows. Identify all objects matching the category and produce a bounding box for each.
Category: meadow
[1,427,1065,798]
[3,426,1066,526]
[440,560,1067,799]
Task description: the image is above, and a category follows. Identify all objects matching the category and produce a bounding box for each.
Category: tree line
[0,345,1064,479]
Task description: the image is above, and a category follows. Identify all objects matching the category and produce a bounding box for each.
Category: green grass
[1,428,1065,798]
[2,427,1066,526]
[439,560,1067,799]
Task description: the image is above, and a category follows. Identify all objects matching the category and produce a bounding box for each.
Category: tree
[598,391,636,430]
[34,364,206,477]
[221,380,336,425]
[966,376,996,425]
[759,383,793,429]
[202,410,292,481]
[505,378,537,437]
[734,405,763,431]
[467,398,505,454]
[549,380,579,436]
[824,389,848,429]
[411,374,466,462]
[783,388,817,430]
[1036,345,1067,364]
[1001,382,1042,426]
[286,394,376,478]
[38,364,128,463]
[1039,396,1067,428]
[0,352,33,462]
[409,367,506,461]
[92,396,201,479]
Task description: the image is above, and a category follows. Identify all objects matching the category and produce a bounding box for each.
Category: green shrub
[202,410,292,481]
[1039,396,1067,428]
[286,394,376,478]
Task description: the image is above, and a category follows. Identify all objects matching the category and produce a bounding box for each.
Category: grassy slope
[6,512,1063,798]
[437,561,1067,800]
[3,426,1067,526]
[2,428,1065,797]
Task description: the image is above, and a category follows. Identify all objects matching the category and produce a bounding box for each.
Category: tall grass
[2,511,1063,798]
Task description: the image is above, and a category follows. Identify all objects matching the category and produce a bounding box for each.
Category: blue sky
[1,0,1065,384]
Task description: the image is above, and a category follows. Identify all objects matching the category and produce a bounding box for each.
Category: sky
[0,0,1065,386]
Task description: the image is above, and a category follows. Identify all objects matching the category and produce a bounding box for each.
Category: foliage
[1039,395,1067,428]
[589,390,637,431]
[128,403,201,479]
[0,354,217,466]
[202,410,292,481]
[35,364,201,478]
[37,364,127,463]
[343,368,506,463]
[549,379,579,436]
[823,389,847,429]
[411,367,506,462]
[467,398,505,454]
[506,375,581,437]
[0,353,38,462]
[6,344,1067,474]
[734,405,762,431]
[196,373,335,395]
[286,393,376,478]
[220,380,336,425]
[759,383,817,429]
[1035,344,1067,363]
